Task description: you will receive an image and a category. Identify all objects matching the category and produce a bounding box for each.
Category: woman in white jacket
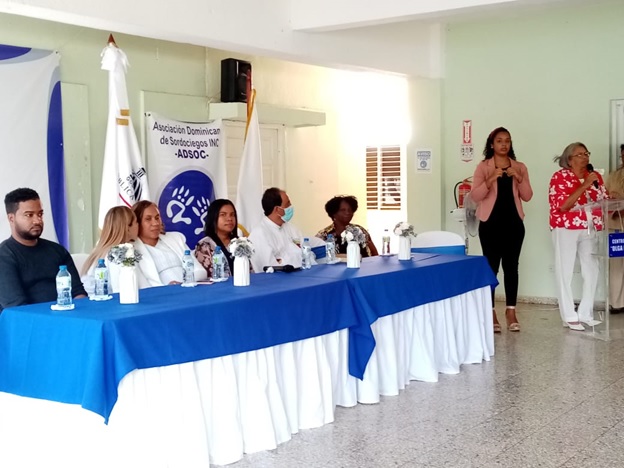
[81,206,149,293]
[132,201,208,286]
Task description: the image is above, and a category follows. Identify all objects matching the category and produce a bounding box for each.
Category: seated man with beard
[0,188,86,311]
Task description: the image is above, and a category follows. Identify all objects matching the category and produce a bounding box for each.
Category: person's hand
[168,280,181,285]
[487,168,504,187]
[583,172,599,189]
[506,166,521,182]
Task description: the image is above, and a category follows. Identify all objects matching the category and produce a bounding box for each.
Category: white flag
[236,90,264,236]
[98,40,150,228]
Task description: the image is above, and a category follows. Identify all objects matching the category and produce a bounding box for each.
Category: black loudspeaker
[221,58,252,103]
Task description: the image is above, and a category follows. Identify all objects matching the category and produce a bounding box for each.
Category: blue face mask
[281,205,294,223]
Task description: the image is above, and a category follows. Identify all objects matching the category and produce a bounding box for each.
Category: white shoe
[581,319,602,327]
[564,322,585,331]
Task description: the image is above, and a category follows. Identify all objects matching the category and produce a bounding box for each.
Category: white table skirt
[0,286,492,468]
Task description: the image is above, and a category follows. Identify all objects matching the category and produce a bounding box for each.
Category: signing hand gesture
[506,166,522,183]
[487,168,504,187]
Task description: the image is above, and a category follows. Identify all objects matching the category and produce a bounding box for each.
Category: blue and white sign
[609,232,624,258]
[146,113,226,249]
[0,45,67,247]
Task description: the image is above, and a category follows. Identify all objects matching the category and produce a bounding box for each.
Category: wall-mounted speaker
[221,58,252,103]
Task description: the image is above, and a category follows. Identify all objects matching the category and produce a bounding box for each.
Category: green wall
[0,13,431,252]
[443,1,624,300]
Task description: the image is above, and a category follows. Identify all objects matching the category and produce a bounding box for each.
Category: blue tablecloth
[0,253,496,422]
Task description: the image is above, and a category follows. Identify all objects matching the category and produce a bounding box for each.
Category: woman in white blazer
[81,206,149,294]
[132,201,208,286]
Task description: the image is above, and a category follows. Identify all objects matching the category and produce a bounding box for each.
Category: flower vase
[233,256,250,286]
[398,236,412,261]
[119,266,139,304]
[346,241,361,268]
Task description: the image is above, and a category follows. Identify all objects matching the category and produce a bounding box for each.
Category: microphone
[586,163,599,189]
[263,264,301,273]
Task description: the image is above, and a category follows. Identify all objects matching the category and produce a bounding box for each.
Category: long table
[0,253,496,467]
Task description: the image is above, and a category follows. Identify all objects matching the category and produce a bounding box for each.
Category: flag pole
[245,89,256,141]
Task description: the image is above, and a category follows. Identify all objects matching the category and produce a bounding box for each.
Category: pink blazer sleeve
[470,161,490,203]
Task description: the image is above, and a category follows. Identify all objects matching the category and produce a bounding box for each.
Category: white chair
[70,253,90,274]
[411,231,465,255]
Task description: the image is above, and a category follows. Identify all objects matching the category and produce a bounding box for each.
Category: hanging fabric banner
[145,113,226,249]
[0,45,67,247]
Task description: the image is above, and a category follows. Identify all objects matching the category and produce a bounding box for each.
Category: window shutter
[366,145,401,210]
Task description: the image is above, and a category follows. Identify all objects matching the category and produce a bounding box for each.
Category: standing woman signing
[549,142,607,331]
[470,127,533,333]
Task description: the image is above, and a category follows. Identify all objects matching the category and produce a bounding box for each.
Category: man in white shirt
[249,187,304,272]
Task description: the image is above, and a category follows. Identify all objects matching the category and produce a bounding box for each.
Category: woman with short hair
[316,195,378,257]
[549,142,607,331]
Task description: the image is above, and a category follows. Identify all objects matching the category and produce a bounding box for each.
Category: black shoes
[610,307,624,315]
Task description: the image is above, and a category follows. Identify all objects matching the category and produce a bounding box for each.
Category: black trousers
[478,216,525,307]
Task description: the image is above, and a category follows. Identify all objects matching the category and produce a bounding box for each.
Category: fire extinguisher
[454,177,472,208]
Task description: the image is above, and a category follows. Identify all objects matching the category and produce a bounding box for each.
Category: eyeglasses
[572,152,591,158]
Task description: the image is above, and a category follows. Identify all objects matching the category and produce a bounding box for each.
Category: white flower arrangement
[340,224,366,246]
[394,222,416,238]
[229,237,255,258]
[107,243,142,267]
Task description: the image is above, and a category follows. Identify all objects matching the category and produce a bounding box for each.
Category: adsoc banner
[145,113,227,249]
[0,45,67,247]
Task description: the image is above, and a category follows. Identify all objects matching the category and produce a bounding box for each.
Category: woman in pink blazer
[471,127,533,333]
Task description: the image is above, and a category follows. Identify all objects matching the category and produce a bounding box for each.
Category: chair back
[411,231,465,255]
[71,253,90,273]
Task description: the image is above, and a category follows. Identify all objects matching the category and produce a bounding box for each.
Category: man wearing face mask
[249,187,305,272]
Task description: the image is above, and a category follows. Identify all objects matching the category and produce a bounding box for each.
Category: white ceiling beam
[0,0,444,77]
[290,0,518,31]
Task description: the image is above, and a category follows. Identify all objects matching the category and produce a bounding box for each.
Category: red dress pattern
[548,168,608,230]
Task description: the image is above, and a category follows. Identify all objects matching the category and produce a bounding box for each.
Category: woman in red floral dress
[549,142,608,331]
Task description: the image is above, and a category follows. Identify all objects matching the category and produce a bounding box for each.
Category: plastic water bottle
[181,250,196,287]
[212,246,227,282]
[56,265,72,309]
[325,234,337,264]
[302,238,312,269]
[94,259,109,298]
[382,229,391,255]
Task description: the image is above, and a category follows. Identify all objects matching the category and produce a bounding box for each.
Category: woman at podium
[549,142,608,331]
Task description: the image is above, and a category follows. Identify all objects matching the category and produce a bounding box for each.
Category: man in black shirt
[0,188,86,311]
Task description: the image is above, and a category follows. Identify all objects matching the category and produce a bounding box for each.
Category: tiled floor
[227,303,624,467]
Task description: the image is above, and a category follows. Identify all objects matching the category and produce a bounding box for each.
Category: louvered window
[366,145,402,210]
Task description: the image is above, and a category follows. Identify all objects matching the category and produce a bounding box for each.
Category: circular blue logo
[157,170,215,249]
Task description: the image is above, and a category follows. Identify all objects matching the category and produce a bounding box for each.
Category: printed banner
[145,113,227,249]
[0,45,67,247]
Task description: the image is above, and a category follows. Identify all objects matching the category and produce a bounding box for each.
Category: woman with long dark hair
[195,199,244,277]
[471,127,533,333]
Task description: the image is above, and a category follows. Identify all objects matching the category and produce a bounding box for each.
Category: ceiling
[289,0,597,32]
[0,0,605,77]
